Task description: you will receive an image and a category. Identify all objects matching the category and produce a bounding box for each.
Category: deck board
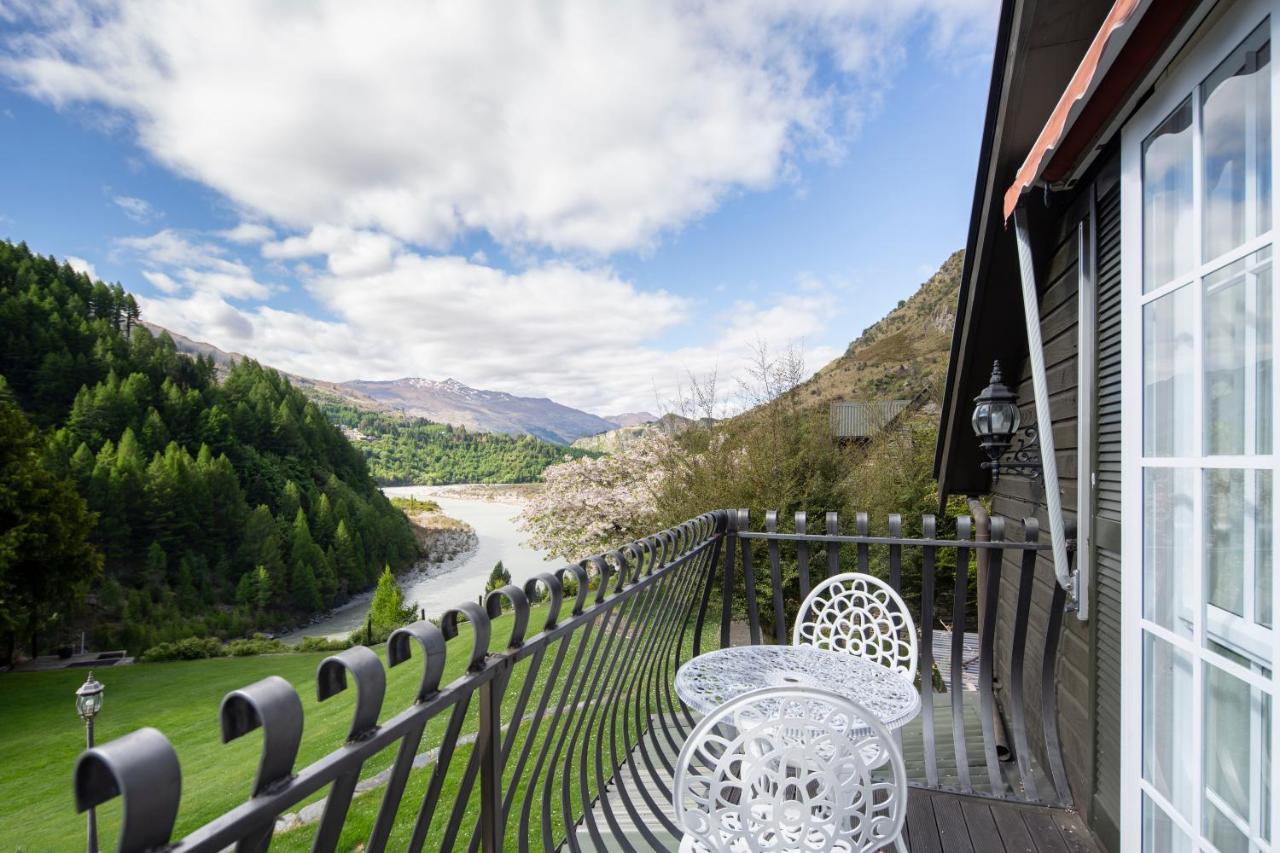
[576,781,1102,851]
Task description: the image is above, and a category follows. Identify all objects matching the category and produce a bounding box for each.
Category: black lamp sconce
[971,360,1042,483]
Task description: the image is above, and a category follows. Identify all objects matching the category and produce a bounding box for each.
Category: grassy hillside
[794,250,962,409]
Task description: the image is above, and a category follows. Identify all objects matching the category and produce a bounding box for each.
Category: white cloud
[141,269,179,294]
[1,0,979,412]
[263,225,399,277]
[112,194,159,222]
[220,222,274,244]
[116,229,271,300]
[0,0,995,254]
[137,249,842,413]
[65,255,97,279]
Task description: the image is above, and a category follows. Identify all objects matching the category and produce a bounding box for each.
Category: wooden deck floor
[901,788,1098,853]
[575,711,1103,852]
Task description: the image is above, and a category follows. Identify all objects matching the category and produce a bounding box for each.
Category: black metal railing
[71,508,1072,852]
[730,509,1074,809]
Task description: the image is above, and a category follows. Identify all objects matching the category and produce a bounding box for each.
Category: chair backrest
[672,686,907,853]
[792,572,918,680]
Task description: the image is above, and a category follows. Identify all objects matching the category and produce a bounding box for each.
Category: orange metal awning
[1002,0,1146,220]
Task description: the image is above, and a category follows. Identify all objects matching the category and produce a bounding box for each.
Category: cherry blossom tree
[518,432,674,562]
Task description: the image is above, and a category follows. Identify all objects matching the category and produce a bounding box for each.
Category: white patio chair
[672,686,908,853]
[792,572,918,682]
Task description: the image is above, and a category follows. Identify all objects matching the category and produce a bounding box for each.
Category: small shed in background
[829,400,911,441]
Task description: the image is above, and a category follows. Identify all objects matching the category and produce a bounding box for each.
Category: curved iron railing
[71,508,1072,852]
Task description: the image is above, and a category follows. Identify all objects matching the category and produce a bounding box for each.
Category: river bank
[282,485,551,642]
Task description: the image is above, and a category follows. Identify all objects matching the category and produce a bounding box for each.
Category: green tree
[364,566,415,642]
[240,506,285,602]
[485,560,512,593]
[0,381,101,659]
[0,239,419,651]
[289,560,322,612]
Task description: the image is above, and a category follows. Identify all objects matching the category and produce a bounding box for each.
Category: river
[282,486,554,642]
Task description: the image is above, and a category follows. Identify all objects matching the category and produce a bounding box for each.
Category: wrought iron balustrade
[72,508,1072,852]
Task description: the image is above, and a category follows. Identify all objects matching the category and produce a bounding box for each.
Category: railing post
[478,660,507,852]
[721,510,736,648]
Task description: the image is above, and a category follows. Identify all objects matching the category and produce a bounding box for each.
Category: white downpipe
[1013,206,1077,609]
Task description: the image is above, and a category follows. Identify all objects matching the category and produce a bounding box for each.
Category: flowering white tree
[519,432,674,562]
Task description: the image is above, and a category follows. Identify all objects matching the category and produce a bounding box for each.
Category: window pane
[1202,24,1271,262]
[1206,468,1274,649]
[1144,284,1196,455]
[1203,663,1271,846]
[1204,248,1273,455]
[1144,633,1195,819]
[1145,468,1196,637]
[1144,792,1194,853]
[1145,99,1195,292]
[1260,470,1273,628]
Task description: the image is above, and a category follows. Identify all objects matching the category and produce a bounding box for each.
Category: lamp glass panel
[971,403,990,436]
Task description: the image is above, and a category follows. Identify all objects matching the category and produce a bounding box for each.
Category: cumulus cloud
[0,0,995,254]
[112,194,159,223]
[65,255,96,279]
[1,0,982,411]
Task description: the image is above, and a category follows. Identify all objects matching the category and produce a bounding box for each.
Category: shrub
[225,636,287,656]
[140,636,226,662]
[295,636,351,653]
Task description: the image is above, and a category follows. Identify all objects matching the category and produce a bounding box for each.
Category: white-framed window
[1121,2,1279,851]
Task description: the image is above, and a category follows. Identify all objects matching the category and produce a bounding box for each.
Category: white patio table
[674,644,921,732]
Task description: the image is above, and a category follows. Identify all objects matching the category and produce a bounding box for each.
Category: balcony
[74,510,1099,852]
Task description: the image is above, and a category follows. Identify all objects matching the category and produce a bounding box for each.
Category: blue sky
[0,1,995,414]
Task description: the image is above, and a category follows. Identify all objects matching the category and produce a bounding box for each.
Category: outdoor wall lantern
[76,672,104,853]
[971,360,1041,482]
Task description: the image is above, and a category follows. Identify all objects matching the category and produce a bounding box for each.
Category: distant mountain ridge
[342,377,616,444]
[571,413,696,453]
[147,324,618,444]
[603,411,657,428]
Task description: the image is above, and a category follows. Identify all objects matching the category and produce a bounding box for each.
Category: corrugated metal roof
[830,400,911,438]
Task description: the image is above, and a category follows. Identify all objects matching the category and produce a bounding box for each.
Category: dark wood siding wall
[982,155,1122,853]
[988,201,1090,818]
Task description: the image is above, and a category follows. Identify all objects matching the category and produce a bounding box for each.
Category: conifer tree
[486,560,511,593]
[290,559,321,612]
[365,566,414,642]
[239,505,285,600]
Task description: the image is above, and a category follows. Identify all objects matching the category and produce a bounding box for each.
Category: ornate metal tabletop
[675,645,921,729]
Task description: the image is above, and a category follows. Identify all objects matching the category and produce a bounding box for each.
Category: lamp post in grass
[75,673,104,853]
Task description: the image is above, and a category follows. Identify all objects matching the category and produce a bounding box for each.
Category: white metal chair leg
[894,836,909,852]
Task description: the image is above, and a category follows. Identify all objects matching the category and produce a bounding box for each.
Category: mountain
[571,413,695,453]
[148,327,617,445]
[143,323,390,413]
[341,377,616,445]
[603,411,658,428]
[793,250,962,410]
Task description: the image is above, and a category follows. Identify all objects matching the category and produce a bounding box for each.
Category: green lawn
[0,608,537,852]
[1,596,715,852]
